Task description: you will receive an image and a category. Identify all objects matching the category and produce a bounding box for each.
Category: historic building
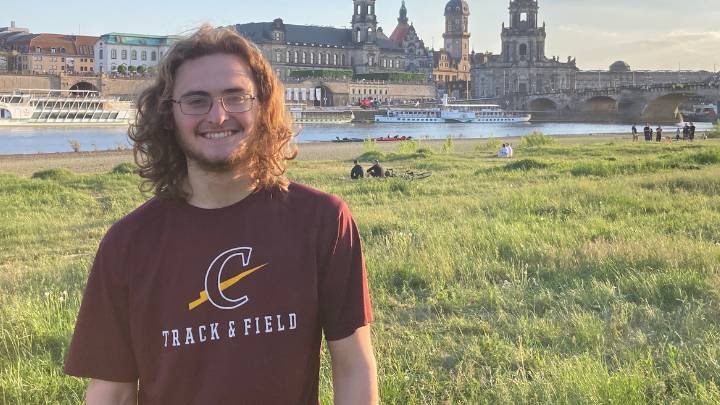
[471,0,577,97]
[431,0,472,99]
[388,1,433,77]
[94,33,179,74]
[4,33,98,75]
[234,0,435,105]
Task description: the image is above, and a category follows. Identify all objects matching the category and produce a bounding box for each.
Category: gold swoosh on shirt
[188,263,268,310]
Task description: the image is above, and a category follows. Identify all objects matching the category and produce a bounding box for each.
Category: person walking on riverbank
[683,123,690,140]
[631,124,638,141]
[690,122,696,141]
[643,123,651,141]
[64,25,377,405]
[656,126,663,142]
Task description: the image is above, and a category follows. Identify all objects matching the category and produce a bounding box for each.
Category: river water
[0,121,714,155]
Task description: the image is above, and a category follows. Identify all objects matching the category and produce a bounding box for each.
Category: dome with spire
[444,0,469,16]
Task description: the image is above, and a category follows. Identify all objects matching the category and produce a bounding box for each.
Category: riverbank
[0,133,634,176]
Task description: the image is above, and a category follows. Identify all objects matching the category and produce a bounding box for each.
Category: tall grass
[1,141,720,403]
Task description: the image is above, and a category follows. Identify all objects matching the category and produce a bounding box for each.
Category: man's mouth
[198,129,240,140]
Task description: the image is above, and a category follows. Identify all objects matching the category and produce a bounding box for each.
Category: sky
[4,0,719,71]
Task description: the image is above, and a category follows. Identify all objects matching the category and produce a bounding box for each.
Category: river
[0,121,714,155]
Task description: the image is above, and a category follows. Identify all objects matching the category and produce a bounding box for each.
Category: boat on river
[288,104,354,124]
[374,95,531,124]
[0,89,133,126]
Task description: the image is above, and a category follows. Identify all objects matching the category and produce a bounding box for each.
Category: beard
[176,127,254,173]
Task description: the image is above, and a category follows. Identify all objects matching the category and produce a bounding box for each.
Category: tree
[128,65,137,74]
[117,64,127,74]
[136,65,146,74]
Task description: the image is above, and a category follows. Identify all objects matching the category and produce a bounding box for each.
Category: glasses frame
[166,94,257,115]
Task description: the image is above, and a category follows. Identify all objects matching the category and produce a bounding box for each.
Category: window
[131,50,137,60]
[293,51,298,63]
[141,51,147,61]
[151,51,157,61]
[519,43,527,57]
[51,48,56,53]
[276,51,281,63]
[310,52,314,64]
[333,54,337,65]
[302,52,306,64]
[121,50,127,59]
[341,54,346,66]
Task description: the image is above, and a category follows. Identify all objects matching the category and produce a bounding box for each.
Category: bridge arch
[581,96,617,112]
[69,81,99,94]
[529,98,557,111]
[643,93,692,122]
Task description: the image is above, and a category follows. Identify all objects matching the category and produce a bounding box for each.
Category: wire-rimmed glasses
[167,93,256,115]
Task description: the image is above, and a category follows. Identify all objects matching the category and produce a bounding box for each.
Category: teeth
[202,130,235,139]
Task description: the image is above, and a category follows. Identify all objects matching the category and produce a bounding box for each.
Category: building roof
[609,60,631,73]
[236,22,352,46]
[5,33,99,55]
[389,22,410,46]
[445,0,469,16]
[99,33,180,46]
[235,22,403,52]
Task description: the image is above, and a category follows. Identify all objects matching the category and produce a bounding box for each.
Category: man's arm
[86,379,137,405]
[327,325,378,405]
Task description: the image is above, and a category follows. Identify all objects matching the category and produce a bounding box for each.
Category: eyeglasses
[167,93,256,115]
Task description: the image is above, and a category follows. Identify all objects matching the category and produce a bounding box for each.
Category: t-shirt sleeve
[318,200,373,341]
[64,226,138,382]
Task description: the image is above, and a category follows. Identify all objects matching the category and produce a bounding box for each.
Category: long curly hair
[129,25,297,199]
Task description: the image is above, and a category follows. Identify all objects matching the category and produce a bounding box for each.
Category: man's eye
[183,97,210,106]
[224,95,248,105]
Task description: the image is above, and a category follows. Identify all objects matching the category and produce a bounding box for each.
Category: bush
[31,168,75,181]
[117,65,127,74]
[396,139,420,154]
[475,138,501,152]
[441,136,454,153]
[503,159,550,171]
[111,162,136,174]
[521,131,556,148]
[704,120,720,139]
[68,139,81,153]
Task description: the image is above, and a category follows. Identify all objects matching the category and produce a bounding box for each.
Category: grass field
[1,135,719,404]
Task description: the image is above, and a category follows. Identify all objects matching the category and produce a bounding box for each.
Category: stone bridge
[513,79,720,123]
[0,73,154,98]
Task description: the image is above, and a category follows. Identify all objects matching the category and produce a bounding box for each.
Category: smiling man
[64,26,377,404]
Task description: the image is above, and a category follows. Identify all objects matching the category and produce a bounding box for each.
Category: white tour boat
[287,104,354,124]
[0,89,133,126]
[374,95,531,124]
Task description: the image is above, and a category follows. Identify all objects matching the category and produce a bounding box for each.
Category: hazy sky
[4,0,719,71]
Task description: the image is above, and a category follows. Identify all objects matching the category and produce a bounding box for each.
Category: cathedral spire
[398,1,408,24]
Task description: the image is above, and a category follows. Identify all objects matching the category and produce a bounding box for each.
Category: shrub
[111,162,136,175]
[31,168,75,181]
[521,131,556,148]
[704,120,720,139]
[503,159,550,171]
[396,139,420,154]
[441,136,454,153]
[117,65,127,74]
[476,138,501,152]
[363,138,378,153]
[68,139,81,153]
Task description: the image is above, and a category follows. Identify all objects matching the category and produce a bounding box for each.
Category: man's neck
[184,162,256,209]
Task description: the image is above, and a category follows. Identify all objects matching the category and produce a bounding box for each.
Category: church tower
[501,0,546,63]
[443,0,470,63]
[352,0,378,43]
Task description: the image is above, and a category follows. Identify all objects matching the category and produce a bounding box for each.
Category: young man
[64,26,377,404]
[366,160,384,178]
[350,160,364,180]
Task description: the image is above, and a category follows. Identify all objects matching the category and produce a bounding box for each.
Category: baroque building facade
[4,33,98,75]
[471,0,577,98]
[234,0,435,106]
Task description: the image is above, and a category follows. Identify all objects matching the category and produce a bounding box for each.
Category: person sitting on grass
[367,159,384,177]
[506,143,513,158]
[498,144,509,158]
[350,159,364,180]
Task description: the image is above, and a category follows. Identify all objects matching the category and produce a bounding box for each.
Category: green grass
[2,140,720,404]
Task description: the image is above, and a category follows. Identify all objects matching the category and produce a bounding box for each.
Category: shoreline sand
[0,132,642,177]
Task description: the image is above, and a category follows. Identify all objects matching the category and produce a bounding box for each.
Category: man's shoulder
[286,182,344,210]
[105,197,170,241]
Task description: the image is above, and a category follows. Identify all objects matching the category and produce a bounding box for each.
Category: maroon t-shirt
[64,182,372,404]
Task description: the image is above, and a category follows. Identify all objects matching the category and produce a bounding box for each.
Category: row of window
[276,50,346,66]
[103,49,159,62]
[351,88,389,95]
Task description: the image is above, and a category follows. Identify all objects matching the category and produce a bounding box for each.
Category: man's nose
[206,98,229,124]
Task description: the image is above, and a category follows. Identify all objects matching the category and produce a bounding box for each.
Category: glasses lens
[223,94,253,113]
[180,95,212,115]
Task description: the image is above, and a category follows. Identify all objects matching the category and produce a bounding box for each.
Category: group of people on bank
[632,122,697,142]
[351,159,384,179]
